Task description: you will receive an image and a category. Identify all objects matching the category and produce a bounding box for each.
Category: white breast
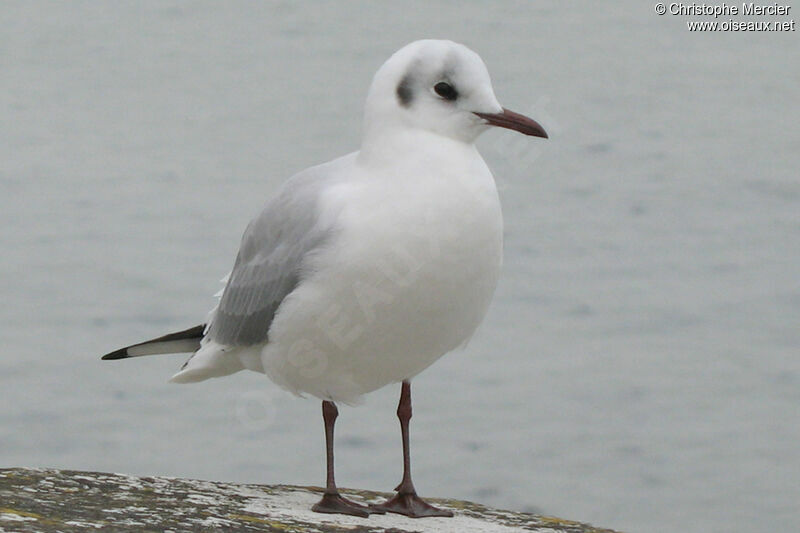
[262,142,503,403]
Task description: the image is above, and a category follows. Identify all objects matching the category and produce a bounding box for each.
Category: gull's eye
[434,82,458,101]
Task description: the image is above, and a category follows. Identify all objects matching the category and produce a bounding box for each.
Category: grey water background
[2,2,798,532]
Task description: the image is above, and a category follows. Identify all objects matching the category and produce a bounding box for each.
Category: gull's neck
[358,125,479,170]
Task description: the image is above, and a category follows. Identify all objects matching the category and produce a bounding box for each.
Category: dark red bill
[474,108,548,138]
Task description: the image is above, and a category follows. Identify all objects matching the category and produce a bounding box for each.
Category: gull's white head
[362,39,547,146]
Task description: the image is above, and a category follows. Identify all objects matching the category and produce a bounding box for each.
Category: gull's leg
[312,400,382,517]
[371,381,453,518]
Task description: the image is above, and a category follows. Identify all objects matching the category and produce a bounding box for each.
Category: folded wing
[208,170,334,347]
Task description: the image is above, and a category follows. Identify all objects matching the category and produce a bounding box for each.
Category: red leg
[371,381,453,518]
[311,401,382,517]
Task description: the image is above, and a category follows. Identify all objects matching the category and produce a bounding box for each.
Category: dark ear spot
[396,74,413,107]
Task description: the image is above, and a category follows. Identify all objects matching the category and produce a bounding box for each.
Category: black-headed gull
[103,39,547,518]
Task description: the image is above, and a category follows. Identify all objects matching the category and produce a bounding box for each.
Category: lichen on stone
[0,468,620,533]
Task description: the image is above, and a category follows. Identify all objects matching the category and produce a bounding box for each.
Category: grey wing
[207,171,333,346]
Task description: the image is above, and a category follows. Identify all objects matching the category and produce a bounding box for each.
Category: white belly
[262,155,503,403]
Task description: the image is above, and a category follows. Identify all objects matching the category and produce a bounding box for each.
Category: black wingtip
[101,348,130,360]
[101,324,207,361]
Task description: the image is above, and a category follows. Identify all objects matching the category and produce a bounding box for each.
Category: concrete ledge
[0,468,619,532]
